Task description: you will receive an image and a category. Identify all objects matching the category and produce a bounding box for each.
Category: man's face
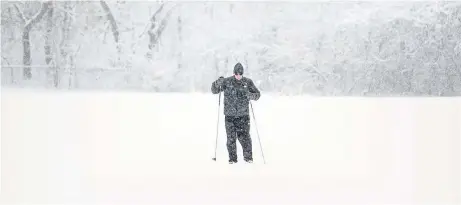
[234,72,242,80]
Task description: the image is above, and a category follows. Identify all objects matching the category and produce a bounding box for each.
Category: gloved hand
[216,76,225,87]
[241,82,258,101]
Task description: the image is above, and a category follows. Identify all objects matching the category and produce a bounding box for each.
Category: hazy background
[2,1,461,96]
[1,1,460,204]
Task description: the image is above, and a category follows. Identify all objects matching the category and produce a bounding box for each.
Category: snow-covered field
[1,88,460,204]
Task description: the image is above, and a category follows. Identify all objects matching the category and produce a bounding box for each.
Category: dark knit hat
[233,62,244,75]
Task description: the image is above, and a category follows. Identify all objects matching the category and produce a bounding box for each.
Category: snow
[1,88,460,204]
[3,1,461,95]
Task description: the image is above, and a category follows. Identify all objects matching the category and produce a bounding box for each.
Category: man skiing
[211,62,261,164]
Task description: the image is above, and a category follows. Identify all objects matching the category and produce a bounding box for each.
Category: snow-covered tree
[1,1,460,95]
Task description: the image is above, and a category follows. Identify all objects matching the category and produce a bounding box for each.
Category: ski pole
[250,101,266,164]
[212,89,222,161]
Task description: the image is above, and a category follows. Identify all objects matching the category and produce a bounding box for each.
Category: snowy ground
[1,88,460,205]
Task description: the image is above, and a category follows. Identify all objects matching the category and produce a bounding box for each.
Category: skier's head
[233,63,244,80]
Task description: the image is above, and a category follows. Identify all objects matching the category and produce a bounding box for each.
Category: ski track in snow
[1,88,460,204]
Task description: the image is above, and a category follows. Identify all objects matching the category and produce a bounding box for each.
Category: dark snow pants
[225,115,253,162]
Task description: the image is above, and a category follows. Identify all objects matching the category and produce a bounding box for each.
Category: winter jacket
[211,76,261,117]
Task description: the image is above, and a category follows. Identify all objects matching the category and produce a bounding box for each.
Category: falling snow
[1,1,461,95]
[1,1,460,204]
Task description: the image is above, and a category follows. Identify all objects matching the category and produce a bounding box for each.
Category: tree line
[1,1,460,96]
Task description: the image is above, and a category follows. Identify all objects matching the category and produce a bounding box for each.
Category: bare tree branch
[100,0,120,46]
[148,4,177,51]
[24,1,52,31]
[151,3,166,25]
[146,3,165,38]
[153,6,175,46]
[2,56,11,66]
[13,4,26,24]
